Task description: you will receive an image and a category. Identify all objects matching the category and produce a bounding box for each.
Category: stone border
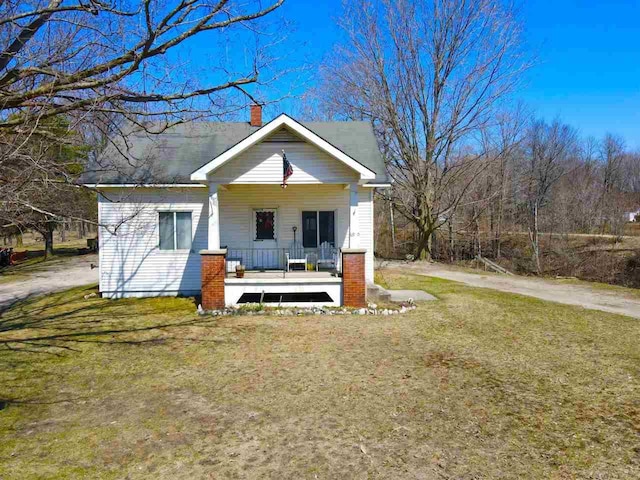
[198,301,417,317]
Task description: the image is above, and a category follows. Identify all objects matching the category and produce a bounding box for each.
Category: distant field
[6,231,94,252]
[625,222,640,236]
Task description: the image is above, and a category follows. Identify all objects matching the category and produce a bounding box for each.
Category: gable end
[190,114,377,183]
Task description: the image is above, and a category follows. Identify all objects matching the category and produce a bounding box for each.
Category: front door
[252,208,279,269]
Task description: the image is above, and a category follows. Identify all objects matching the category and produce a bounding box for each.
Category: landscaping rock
[198,303,418,317]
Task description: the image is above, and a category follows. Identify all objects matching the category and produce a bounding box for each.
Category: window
[159,211,192,250]
[302,211,317,248]
[255,210,275,240]
[302,211,335,248]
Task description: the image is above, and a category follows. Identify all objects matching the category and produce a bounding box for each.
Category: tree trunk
[16,233,23,247]
[529,203,541,274]
[389,200,396,255]
[448,219,454,263]
[495,188,504,259]
[416,228,433,261]
[476,222,482,259]
[44,223,55,259]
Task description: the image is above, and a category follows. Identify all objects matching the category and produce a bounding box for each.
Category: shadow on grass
[0,287,244,405]
[0,287,224,356]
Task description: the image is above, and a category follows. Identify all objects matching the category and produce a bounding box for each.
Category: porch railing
[226,248,287,272]
[225,247,340,276]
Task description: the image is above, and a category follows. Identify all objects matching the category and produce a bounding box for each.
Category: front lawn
[1,274,639,478]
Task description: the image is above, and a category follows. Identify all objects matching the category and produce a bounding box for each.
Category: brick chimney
[250,104,262,127]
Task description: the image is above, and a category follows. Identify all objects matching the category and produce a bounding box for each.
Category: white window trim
[158,211,193,252]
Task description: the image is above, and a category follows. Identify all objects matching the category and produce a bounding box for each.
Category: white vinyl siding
[210,141,359,185]
[98,188,207,297]
[262,127,301,143]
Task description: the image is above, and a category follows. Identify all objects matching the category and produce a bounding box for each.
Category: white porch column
[349,182,360,248]
[208,183,221,250]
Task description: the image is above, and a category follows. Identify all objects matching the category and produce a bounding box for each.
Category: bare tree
[317,0,528,259]
[0,0,285,245]
[598,133,627,234]
[622,151,640,194]
[519,119,577,273]
[0,1,284,131]
[481,107,527,258]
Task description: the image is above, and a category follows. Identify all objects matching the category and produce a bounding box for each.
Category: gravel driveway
[0,254,98,310]
[381,260,640,319]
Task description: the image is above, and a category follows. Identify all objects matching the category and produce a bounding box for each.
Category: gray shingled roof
[88,116,389,184]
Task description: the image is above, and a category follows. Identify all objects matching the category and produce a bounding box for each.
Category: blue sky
[517,1,640,148]
[193,0,640,149]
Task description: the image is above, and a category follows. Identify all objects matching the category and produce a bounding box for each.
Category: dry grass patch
[1,278,639,478]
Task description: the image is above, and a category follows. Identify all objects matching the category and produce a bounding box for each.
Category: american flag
[282,150,293,188]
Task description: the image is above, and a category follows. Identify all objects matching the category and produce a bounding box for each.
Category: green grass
[14,238,89,253]
[1,278,639,479]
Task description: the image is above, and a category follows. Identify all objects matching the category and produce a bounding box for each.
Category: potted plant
[235,264,245,278]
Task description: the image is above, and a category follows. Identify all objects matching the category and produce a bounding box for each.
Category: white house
[88,107,390,307]
[625,210,640,222]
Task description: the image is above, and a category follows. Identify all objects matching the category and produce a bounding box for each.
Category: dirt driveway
[381,260,640,319]
[0,254,98,310]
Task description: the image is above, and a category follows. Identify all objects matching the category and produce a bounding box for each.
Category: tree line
[0,0,284,257]
[1,0,638,282]
[310,0,639,278]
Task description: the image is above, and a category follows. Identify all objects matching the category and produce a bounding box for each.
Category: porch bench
[286,241,307,272]
[316,242,338,272]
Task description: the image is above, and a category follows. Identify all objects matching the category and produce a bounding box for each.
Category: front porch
[201,248,366,309]
[199,182,369,308]
[196,118,373,309]
[206,183,360,254]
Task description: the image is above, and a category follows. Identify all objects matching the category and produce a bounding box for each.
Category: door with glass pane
[251,209,279,269]
[302,211,335,248]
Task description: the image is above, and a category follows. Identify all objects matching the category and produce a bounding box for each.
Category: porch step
[367,284,392,302]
